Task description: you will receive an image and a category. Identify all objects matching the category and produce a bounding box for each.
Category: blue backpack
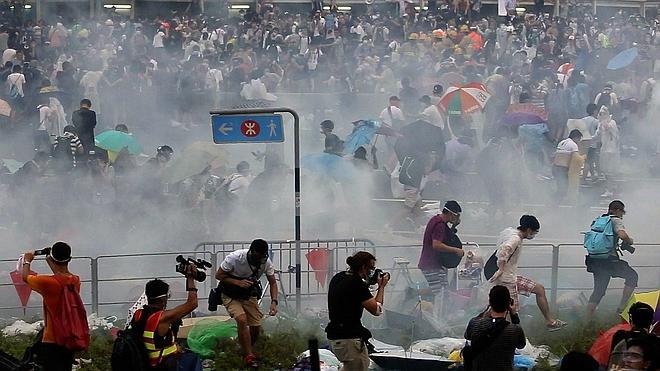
[583,215,615,258]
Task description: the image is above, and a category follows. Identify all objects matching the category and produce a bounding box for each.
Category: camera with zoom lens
[368,268,390,286]
[34,247,51,256]
[175,255,212,282]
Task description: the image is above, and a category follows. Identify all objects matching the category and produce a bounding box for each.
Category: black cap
[519,215,540,231]
[50,242,72,263]
[444,200,462,214]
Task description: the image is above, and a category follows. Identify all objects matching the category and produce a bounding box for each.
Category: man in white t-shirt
[152,29,165,48]
[379,96,405,129]
[6,64,26,98]
[553,129,582,201]
[420,95,444,129]
[215,239,278,369]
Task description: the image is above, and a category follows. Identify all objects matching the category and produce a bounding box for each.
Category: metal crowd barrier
[1,240,658,318]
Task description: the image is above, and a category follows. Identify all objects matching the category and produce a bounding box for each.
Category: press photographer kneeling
[213,239,278,369]
[326,251,390,371]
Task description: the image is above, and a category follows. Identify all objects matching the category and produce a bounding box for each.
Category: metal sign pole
[210,108,302,314]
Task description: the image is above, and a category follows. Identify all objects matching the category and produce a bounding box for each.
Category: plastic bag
[514,354,536,370]
[186,319,237,358]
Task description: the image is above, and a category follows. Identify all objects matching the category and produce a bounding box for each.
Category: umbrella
[161,142,228,184]
[394,120,447,162]
[0,99,11,117]
[506,103,548,121]
[10,270,35,315]
[301,153,359,182]
[607,47,638,70]
[557,63,574,85]
[499,112,546,127]
[95,130,143,155]
[343,120,399,155]
[437,83,490,115]
[588,323,632,367]
[305,248,330,287]
[619,290,660,323]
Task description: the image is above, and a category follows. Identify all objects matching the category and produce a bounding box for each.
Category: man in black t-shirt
[326,251,389,371]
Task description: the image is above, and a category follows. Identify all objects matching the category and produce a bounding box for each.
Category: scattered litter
[2,320,43,336]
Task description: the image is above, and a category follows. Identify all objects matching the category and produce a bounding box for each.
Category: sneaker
[547,319,567,332]
[245,354,259,368]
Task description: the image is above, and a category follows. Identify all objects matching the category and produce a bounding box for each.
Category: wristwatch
[186,287,198,292]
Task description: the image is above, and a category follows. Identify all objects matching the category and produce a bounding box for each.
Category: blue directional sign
[211,114,285,144]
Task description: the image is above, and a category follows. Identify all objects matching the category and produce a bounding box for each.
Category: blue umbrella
[301,153,359,182]
[343,120,381,155]
[607,47,638,70]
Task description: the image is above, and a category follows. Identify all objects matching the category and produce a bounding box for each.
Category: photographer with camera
[463,285,526,371]
[21,242,88,371]
[214,239,278,369]
[126,264,201,370]
[585,200,638,321]
[326,251,390,371]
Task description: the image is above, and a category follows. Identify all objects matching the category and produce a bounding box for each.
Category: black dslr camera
[367,269,390,286]
[175,255,212,282]
[621,242,635,254]
[34,247,51,256]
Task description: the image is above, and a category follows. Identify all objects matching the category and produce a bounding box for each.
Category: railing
[1,240,658,319]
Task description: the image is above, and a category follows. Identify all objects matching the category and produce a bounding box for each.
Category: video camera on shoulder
[367,268,389,286]
[175,255,212,282]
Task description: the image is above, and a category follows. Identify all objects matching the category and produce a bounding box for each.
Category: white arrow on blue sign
[211,114,285,144]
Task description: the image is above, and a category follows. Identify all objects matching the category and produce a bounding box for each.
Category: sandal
[547,319,567,332]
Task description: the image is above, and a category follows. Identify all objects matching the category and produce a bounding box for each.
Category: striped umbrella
[437,83,491,116]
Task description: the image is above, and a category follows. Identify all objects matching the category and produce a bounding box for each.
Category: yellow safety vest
[135,309,178,367]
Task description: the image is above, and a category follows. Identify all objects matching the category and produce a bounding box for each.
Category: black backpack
[51,136,73,172]
[111,311,152,371]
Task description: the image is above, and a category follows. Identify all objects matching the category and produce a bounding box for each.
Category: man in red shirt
[418,201,464,316]
[21,242,80,371]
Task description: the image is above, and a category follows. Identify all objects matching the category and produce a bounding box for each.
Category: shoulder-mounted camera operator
[214,239,278,369]
[131,264,201,370]
[326,251,390,371]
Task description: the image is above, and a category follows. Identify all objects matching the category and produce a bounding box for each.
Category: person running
[490,215,567,331]
[585,200,637,321]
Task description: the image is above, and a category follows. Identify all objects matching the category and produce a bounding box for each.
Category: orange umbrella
[588,322,632,367]
[305,248,330,287]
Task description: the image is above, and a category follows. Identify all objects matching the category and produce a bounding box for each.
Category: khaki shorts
[329,338,370,371]
[221,295,263,327]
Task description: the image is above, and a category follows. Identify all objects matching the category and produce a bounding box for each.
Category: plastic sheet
[187,319,237,358]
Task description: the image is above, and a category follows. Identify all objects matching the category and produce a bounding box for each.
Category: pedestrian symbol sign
[211,114,284,144]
